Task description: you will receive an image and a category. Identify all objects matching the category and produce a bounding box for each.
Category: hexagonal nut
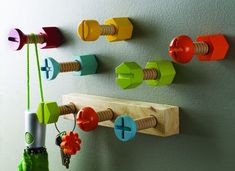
[145,61,176,86]
[196,34,229,61]
[104,17,133,42]
[73,55,98,76]
[36,102,60,124]
[115,62,143,89]
[38,27,64,49]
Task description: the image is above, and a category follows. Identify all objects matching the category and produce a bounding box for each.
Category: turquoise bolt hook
[41,57,60,80]
[41,55,98,80]
[114,114,157,142]
[114,115,137,141]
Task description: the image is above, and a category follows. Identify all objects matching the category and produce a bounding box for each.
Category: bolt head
[115,62,143,89]
[76,107,99,131]
[41,57,60,80]
[8,28,27,51]
[78,20,101,41]
[169,35,194,63]
[114,115,137,142]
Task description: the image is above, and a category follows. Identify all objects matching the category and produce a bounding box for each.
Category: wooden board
[63,93,179,137]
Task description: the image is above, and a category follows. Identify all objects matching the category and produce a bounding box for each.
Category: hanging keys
[55,131,81,169]
[55,132,71,169]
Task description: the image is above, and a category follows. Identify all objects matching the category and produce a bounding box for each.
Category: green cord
[27,43,30,110]
[32,34,44,103]
[26,34,45,111]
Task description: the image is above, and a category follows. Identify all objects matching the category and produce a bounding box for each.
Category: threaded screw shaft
[100,25,116,35]
[143,69,158,80]
[135,116,157,130]
[26,34,45,44]
[60,61,81,72]
[59,103,78,115]
[193,42,209,55]
[97,109,114,122]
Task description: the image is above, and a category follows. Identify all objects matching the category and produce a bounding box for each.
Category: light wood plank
[63,93,179,137]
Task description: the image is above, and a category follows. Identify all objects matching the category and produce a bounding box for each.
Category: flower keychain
[54,114,81,169]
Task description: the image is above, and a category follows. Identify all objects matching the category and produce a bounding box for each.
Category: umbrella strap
[26,34,44,111]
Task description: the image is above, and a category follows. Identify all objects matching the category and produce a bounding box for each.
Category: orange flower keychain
[54,114,81,169]
[60,131,81,155]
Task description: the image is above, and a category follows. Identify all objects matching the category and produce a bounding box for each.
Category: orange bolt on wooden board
[76,107,114,131]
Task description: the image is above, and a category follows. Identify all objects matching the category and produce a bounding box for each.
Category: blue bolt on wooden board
[114,115,137,141]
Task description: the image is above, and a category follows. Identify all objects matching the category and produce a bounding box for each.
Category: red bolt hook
[169,35,195,63]
[169,34,229,63]
[76,107,99,131]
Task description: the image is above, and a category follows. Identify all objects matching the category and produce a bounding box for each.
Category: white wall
[1,0,235,171]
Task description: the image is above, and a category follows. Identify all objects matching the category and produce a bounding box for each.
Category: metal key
[60,148,71,169]
[55,132,71,169]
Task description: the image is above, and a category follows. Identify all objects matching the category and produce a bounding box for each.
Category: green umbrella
[18,148,49,171]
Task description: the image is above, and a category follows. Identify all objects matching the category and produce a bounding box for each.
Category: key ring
[54,112,77,134]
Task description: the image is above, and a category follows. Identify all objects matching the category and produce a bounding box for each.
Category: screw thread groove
[97,109,114,122]
[194,42,209,55]
[100,25,116,35]
[60,61,80,72]
[135,116,157,130]
[26,34,45,44]
[59,103,78,115]
[143,69,158,80]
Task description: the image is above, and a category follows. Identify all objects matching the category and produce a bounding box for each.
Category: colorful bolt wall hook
[76,107,114,131]
[78,17,133,42]
[114,115,157,141]
[36,102,78,124]
[8,27,64,51]
[41,55,97,80]
[115,60,176,89]
[169,34,229,63]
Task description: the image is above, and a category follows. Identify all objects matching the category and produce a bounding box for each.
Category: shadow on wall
[58,27,78,48]
[222,35,235,63]
[129,17,159,41]
[95,53,120,74]
[179,107,214,137]
[173,62,211,85]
